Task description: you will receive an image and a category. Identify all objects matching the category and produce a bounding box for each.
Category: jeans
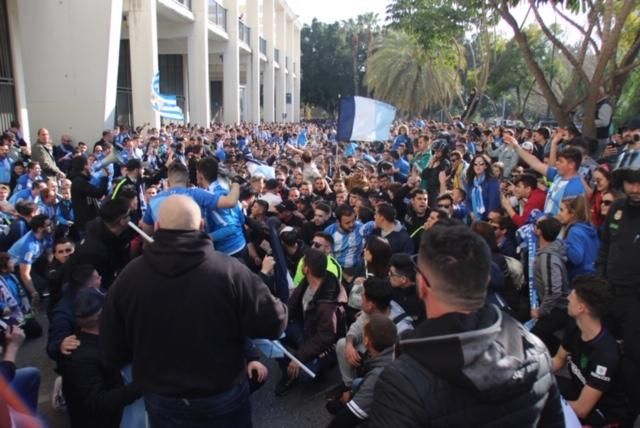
[144,379,252,428]
[11,367,41,413]
[276,321,322,383]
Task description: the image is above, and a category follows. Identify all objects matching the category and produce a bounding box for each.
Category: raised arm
[504,135,549,177]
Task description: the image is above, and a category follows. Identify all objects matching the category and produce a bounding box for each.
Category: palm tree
[365,30,464,116]
[342,18,361,96]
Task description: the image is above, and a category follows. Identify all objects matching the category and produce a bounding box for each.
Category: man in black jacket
[70,156,108,233]
[100,194,287,428]
[369,224,564,427]
[59,287,140,428]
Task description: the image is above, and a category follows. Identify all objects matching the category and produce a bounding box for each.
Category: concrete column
[223,0,240,124]
[294,26,301,122]
[12,0,124,142]
[5,0,30,143]
[262,0,275,122]
[246,0,260,123]
[285,17,294,122]
[129,0,160,127]
[187,0,210,126]
[274,6,286,123]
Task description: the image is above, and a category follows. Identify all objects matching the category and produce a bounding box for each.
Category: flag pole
[271,341,316,379]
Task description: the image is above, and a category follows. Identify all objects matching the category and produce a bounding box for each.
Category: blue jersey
[142,187,220,227]
[0,157,14,184]
[324,221,366,269]
[9,189,36,205]
[8,231,45,265]
[206,182,246,255]
[14,174,41,193]
[544,167,585,215]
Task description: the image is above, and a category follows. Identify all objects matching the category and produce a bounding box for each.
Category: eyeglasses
[600,200,613,206]
[410,254,430,287]
[437,204,451,209]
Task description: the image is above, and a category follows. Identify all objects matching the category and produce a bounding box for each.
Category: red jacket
[511,188,547,227]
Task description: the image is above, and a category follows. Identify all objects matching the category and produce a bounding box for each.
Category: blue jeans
[144,380,252,428]
[11,367,41,413]
[276,321,322,383]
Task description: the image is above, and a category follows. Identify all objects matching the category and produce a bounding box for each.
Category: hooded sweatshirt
[368,305,564,427]
[534,240,570,317]
[564,222,599,280]
[100,230,287,398]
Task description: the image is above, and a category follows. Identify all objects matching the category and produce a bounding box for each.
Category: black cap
[73,288,105,319]
[626,118,640,130]
[125,158,142,170]
[276,200,297,212]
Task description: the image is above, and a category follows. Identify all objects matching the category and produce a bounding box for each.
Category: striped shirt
[324,221,366,269]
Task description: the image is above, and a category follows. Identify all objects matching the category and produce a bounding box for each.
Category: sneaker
[51,376,66,411]
[324,382,348,401]
[274,375,296,397]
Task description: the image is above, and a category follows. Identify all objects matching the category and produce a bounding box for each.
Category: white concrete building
[0,0,301,143]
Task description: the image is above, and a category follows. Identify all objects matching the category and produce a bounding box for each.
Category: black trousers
[531,307,571,356]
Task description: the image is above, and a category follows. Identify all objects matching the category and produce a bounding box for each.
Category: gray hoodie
[534,239,570,316]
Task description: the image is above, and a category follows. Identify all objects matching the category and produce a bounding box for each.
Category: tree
[300,19,354,115]
[364,30,464,116]
[490,0,640,136]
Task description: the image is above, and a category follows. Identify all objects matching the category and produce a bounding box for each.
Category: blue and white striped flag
[150,72,185,121]
[337,96,396,142]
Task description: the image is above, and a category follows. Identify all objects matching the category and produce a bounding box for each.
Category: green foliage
[300,19,354,115]
[364,30,463,115]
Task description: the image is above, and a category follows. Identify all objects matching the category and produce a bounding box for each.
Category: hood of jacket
[143,229,214,277]
[364,346,394,372]
[399,305,551,402]
[537,239,567,262]
[568,221,598,241]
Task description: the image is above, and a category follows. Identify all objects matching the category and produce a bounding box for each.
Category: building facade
[0,0,301,143]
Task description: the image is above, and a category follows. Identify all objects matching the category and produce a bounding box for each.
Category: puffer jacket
[369,305,564,428]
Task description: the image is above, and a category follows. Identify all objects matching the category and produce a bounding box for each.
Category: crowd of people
[0,115,638,427]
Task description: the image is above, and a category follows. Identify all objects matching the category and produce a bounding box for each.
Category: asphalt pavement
[16,305,337,428]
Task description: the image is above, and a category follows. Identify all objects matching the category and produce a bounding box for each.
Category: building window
[0,0,17,132]
[115,40,133,127]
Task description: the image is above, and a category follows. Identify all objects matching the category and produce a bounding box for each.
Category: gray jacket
[534,240,569,316]
[486,143,519,178]
[346,346,395,420]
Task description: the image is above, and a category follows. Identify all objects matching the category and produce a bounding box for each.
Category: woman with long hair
[465,154,501,221]
[557,196,600,280]
[363,235,392,279]
[590,166,613,228]
[421,140,451,207]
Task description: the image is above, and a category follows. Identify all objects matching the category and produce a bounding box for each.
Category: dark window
[158,54,185,116]
[115,40,133,127]
[0,0,17,131]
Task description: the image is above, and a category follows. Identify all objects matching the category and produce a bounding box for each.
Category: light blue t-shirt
[544,167,585,215]
[142,187,220,227]
[8,231,45,265]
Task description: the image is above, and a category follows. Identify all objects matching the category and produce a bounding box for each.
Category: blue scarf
[472,174,486,218]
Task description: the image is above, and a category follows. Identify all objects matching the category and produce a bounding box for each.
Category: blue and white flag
[150,72,185,121]
[337,96,396,142]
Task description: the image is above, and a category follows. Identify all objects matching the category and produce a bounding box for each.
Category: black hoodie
[369,305,564,428]
[100,229,288,398]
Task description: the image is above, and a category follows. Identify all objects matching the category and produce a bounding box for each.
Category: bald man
[101,194,287,427]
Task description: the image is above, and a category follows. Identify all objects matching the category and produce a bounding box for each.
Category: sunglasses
[437,204,451,209]
[600,200,613,206]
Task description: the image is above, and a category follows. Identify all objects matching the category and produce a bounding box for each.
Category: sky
[286,0,586,44]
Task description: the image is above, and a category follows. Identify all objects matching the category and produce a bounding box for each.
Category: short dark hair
[536,217,563,242]
[557,147,582,169]
[335,204,355,221]
[303,248,327,278]
[315,202,331,215]
[197,157,219,182]
[514,173,537,189]
[364,313,397,353]
[471,221,499,252]
[418,224,491,310]
[167,162,189,185]
[15,201,37,217]
[30,214,50,232]
[99,198,130,225]
[313,231,334,246]
[69,264,97,292]
[572,275,611,319]
[54,236,73,249]
[363,277,393,311]
[376,203,396,223]
[436,193,454,205]
[253,199,268,212]
[410,188,427,199]
[389,253,416,279]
